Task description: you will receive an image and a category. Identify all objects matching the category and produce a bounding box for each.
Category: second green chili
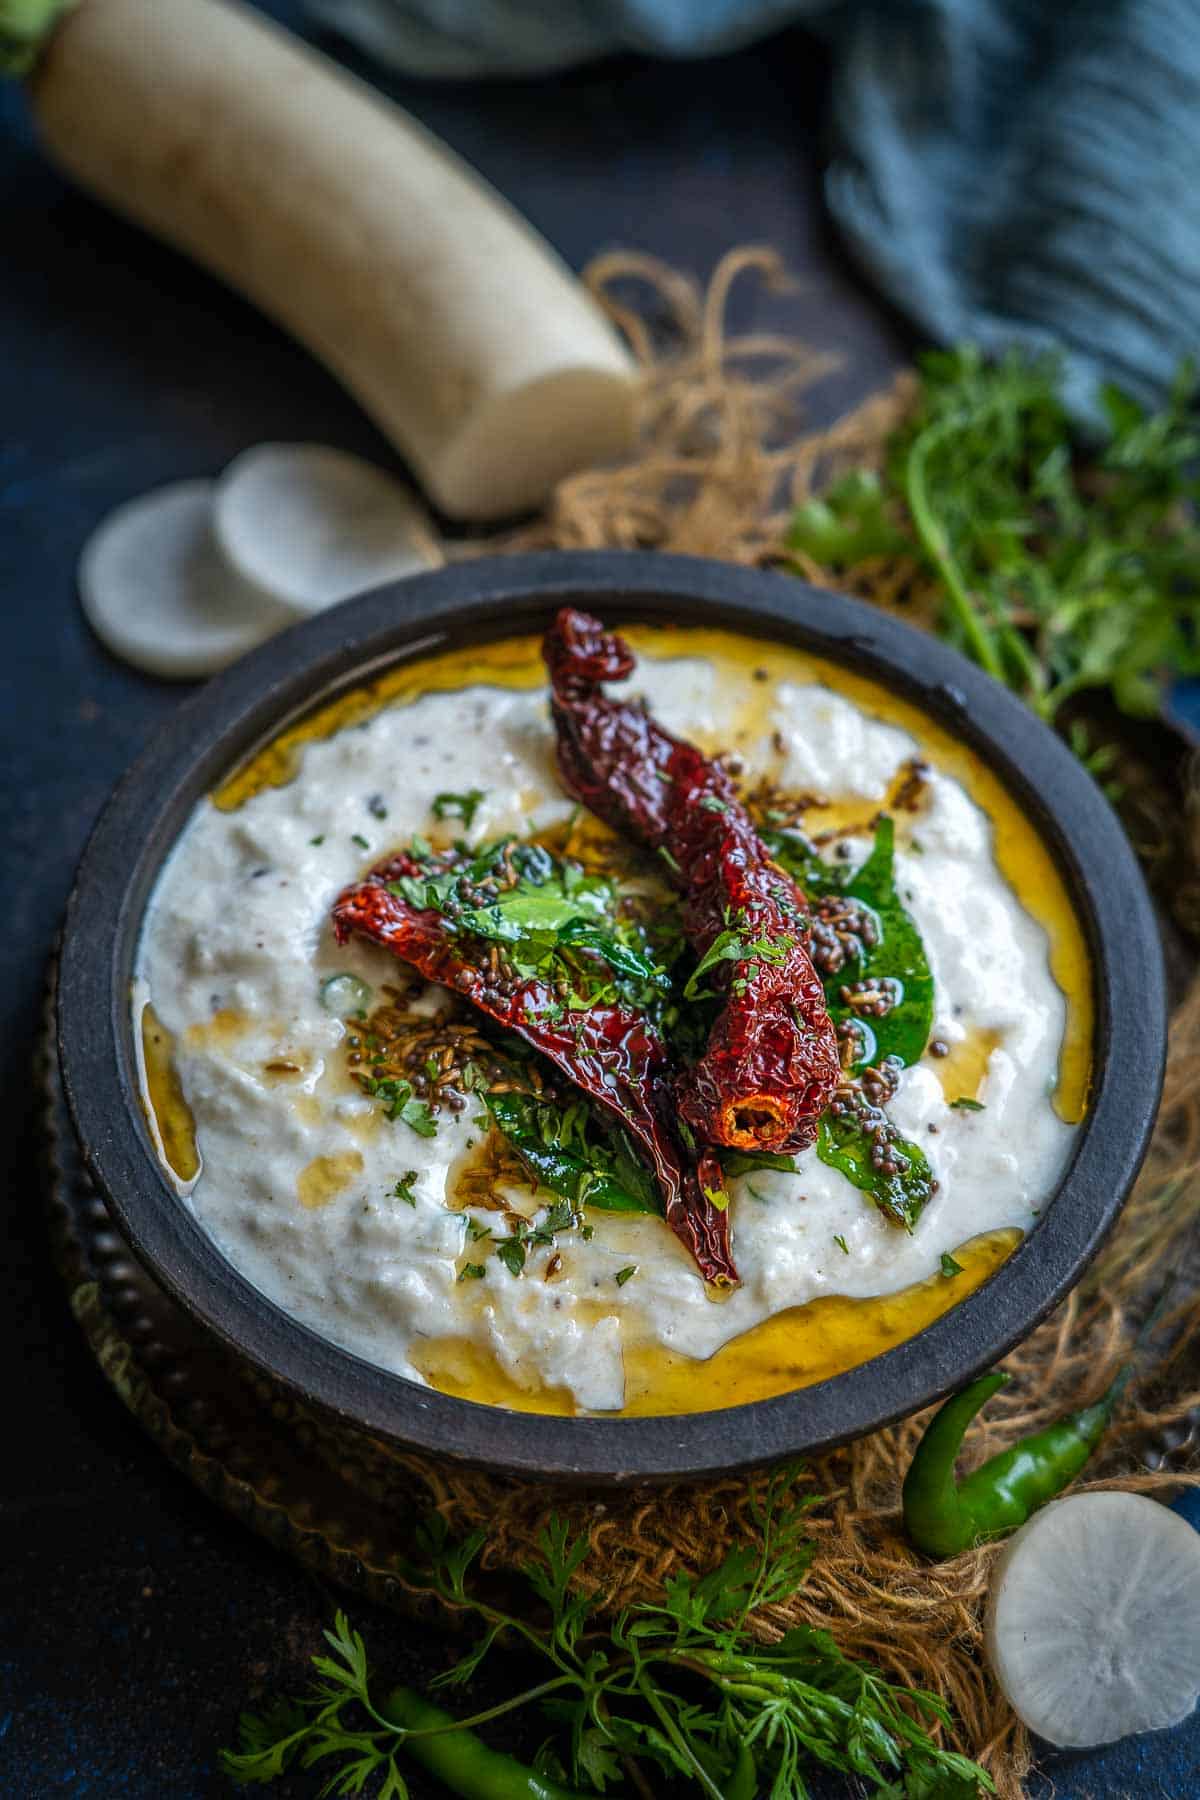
[902,1361,1136,1558]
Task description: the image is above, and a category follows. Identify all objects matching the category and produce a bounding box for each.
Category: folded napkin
[311,0,1200,422]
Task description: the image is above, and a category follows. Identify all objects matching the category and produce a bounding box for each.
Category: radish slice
[985,1492,1200,1747]
[79,480,288,680]
[214,444,441,616]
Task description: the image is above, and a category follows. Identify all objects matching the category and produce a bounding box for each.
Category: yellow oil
[931,1028,1001,1105]
[411,1335,578,1415]
[139,1004,200,1184]
[414,1228,1019,1416]
[184,1007,253,1051]
[297,1151,364,1210]
[621,1228,1018,1414]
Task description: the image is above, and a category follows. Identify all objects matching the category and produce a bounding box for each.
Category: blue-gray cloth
[311,0,1200,423]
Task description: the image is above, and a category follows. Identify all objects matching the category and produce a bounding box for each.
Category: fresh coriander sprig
[788,346,1200,731]
[223,1471,993,1798]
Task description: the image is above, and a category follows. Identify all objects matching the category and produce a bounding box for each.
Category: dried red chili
[544,608,840,1155]
[331,849,737,1285]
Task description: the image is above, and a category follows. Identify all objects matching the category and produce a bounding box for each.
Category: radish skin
[29,0,637,520]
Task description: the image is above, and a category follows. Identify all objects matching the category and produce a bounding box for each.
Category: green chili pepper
[381,1685,596,1800]
[902,1362,1136,1558]
[721,1740,759,1799]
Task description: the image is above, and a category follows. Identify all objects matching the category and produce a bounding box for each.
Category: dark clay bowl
[57,551,1166,1484]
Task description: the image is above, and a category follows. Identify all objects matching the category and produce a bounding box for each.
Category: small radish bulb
[985,1492,1200,1747]
[214,444,441,617]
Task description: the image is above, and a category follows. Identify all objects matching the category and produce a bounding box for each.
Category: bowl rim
[57,549,1166,1484]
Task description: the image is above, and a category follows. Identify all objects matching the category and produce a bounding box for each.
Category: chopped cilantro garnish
[458,1263,486,1282]
[683,923,792,1002]
[833,1234,850,1255]
[309,834,325,845]
[940,1252,965,1278]
[496,1237,527,1277]
[350,832,370,850]
[361,1076,438,1137]
[949,1097,986,1112]
[389,1172,419,1206]
[615,1265,637,1287]
[432,789,487,829]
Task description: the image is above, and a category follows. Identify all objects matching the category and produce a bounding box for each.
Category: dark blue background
[2,4,1196,1794]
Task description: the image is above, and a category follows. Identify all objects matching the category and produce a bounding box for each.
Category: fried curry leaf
[817,1110,934,1231]
[839,816,934,1070]
[767,816,933,1073]
[486,1091,659,1215]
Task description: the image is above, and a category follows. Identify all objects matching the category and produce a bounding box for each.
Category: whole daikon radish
[24,0,637,520]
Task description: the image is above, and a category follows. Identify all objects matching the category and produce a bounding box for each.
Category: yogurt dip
[135,626,1090,1416]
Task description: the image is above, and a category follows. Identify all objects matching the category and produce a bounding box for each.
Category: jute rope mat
[45,251,1200,1799]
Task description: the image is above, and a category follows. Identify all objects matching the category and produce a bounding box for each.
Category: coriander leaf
[941,1252,965,1278]
[220,1698,310,1784]
[458,1262,486,1282]
[431,788,486,828]
[682,926,789,1002]
[615,1265,637,1286]
[496,1236,527,1277]
[225,1478,994,1800]
[389,1172,419,1206]
[788,468,912,566]
[950,1096,986,1112]
[790,346,1200,741]
[363,1076,438,1138]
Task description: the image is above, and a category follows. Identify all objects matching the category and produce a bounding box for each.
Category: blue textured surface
[1,4,1193,1795]
[316,0,1200,420]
